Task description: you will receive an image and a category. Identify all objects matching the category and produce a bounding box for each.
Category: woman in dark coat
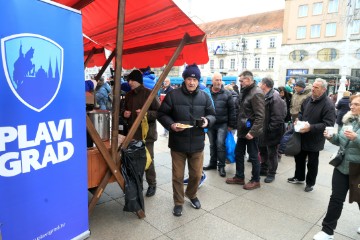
[336,91,351,128]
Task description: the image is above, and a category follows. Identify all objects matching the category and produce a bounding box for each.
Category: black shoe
[173,205,183,217]
[264,175,275,183]
[304,185,314,192]
[218,167,226,177]
[287,177,305,184]
[186,196,201,209]
[146,186,156,197]
[203,164,217,170]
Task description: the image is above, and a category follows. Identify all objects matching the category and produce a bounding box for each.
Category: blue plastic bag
[225,131,236,163]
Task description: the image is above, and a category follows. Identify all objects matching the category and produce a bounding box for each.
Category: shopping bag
[349,162,360,203]
[225,131,236,163]
[283,130,301,156]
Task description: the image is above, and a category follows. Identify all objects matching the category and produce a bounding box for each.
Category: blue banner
[0,1,89,239]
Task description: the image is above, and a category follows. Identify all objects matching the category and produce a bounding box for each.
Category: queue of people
[94,65,359,238]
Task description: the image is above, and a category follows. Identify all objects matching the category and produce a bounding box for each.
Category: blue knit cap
[182,64,201,80]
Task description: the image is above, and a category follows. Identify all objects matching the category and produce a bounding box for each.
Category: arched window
[317,48,338,61]
[289,50,308,61]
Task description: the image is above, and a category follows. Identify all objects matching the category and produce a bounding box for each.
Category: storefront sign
[0,1,89,239]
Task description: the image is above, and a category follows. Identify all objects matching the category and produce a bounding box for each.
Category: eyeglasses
[349,103,360,107]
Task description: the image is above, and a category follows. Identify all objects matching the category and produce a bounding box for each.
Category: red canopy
[54,0,209,68]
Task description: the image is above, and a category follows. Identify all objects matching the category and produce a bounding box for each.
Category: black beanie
[127,69,143,84]
[182,64,201,80]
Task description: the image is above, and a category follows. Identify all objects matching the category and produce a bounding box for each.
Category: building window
[241,39,248,50]
[356,49,360,59]
[297,26,307,39]
[210,60,214,69]
[356,0,360,9]
[242,58,247,69]
[325,23,337,36]
[269,37,276,48]
[219,59,224,69]
[254,57,260,69]
[289,50,309,61]
[298,5,308,17]
[351,20,360,34]
[255,39,261,48]
[209,43,215,52]
[328,0,338,13]
[230,59,235,69]
[313,2,323,15]
[200,64,205,69]
[268,57,274,69]
[317,48,338,61]
[310,24,321,38]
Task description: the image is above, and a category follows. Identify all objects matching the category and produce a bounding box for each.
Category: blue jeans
[235,137,260,182]
[207,123,227,167]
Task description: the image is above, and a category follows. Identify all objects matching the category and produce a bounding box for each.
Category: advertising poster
[0,0,89,239]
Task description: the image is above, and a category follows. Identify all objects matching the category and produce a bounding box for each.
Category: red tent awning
[54,0,209,68]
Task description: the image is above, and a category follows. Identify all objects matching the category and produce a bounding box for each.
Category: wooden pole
[88,33,191,217]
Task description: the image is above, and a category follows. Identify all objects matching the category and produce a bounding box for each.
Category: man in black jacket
[288,78,336,192]
[203,72,236,177]
[157,64,216,217]
[226,70,265,190]
[258,78,286,183]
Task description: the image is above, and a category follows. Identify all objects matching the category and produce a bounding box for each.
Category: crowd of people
[89,65,360,239]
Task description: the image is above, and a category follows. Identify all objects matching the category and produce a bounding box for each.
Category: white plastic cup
[325,126,335,137]
[343,125,353,132]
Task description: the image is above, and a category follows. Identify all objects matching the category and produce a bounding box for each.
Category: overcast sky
[173,0,285,23]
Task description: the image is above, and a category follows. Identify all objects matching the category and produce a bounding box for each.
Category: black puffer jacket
[336,97,350,125]
[237,83,265,138]
[299,93,336,151]
[259,89,286,147]
[157,83,216,152]
[210,86,236,128]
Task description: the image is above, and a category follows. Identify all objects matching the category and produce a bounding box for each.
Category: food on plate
[176,123,193,129]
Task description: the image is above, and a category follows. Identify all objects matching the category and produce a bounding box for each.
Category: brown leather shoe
[225,176,245,185]
[243,181,260,190]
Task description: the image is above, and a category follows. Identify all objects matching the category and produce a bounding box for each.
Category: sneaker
[243,180,260,190]
[287,177,305,184]
[184,172,207,188]
[225,176,245,185]
[264,175,275,183]
[186,196,201,209]
[313,231,334,240]
[198,172,207,188]
[305,185,314,192]
[173,205,183,217]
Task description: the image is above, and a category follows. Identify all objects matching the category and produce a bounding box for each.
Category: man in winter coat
[290,80,312,122]
[336,91,351,128]
[203,72,236,177]
[123,69,160,197]
[157,64,216,217]
[226,70,265,190]
[288,78,336,192]
[258,78,287,183]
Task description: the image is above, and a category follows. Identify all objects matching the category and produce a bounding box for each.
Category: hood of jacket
[342,111,360,125]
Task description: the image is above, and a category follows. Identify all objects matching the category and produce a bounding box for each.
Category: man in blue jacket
[203,72,236,177]
[157,64,216,217]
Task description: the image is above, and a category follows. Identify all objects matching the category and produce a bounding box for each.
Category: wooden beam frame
[88,32,191,217]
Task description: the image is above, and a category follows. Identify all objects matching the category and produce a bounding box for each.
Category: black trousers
[294,150,319,186]
[322,168,360,235]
